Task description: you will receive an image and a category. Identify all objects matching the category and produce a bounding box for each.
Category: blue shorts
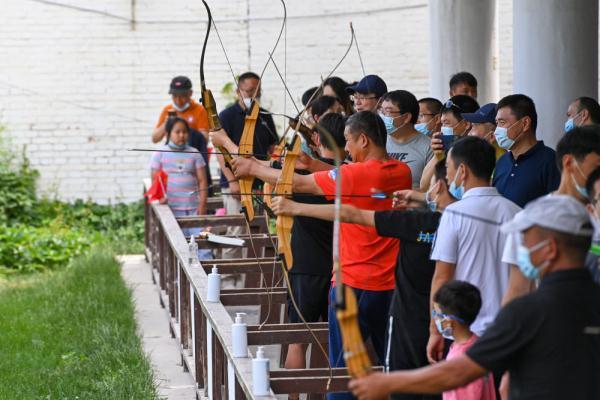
[327,285,393,400]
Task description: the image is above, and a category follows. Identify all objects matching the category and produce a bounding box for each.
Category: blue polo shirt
[493,140,560,207]
[218,102,278,188]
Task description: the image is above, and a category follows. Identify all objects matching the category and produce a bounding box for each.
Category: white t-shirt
[431,186,521,335]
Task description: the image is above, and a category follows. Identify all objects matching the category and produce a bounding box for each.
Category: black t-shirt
[188,128,213,196]
[218,102,278,189]
[467,269,600,400]
[272,158,334,276]
[374,210,441,321]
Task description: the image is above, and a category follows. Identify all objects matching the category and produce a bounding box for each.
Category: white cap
[501,195,593,237]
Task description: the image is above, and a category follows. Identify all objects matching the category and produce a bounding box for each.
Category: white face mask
[172,102,190,112]
[242,97,252,109]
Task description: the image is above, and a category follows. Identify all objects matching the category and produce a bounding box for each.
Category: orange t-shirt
[313,158,412,291]
[156,100,209,132]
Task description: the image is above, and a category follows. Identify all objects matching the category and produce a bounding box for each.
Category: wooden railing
[143,182,378,400]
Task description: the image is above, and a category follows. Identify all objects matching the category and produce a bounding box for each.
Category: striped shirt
[150,145,205,210]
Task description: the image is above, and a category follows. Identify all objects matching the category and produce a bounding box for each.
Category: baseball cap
[461,103,497,124]
[346,75,388,97]
[501,195,593,237]
[169,76,192,94]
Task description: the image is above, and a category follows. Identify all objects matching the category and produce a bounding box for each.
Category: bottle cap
[211,265,219,274]
[235,312,246,324]
[256,346,265,359]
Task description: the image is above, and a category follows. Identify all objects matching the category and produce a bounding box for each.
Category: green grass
[0,249,157,399]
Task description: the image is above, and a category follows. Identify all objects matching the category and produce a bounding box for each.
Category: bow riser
[274,134,301,270]
[238,101,260,221]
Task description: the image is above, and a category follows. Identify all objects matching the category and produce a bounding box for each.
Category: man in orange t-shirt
[231,111,412,394]
[152,76,210,143]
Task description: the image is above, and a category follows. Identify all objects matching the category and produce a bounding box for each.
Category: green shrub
[0,224,91,274]
[0,127,145,274]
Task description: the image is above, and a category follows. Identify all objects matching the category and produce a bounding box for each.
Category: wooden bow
[329,23,373,379]
[238,101,260,222]
[199,0,233,166]
[274,129,302,270]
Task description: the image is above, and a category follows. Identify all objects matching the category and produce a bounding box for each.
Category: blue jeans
[327,286,393,400]
[171,209,213,260]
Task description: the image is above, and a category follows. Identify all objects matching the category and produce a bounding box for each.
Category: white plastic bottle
[232,312,248,358]
[252,346,270,396]
[188,234,199,266]
[206,265,221,302]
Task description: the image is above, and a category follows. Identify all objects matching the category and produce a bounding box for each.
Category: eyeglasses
[444,100,464,112]
[351,94,378,102]
[380,109,404,117]
[431,309,465,324]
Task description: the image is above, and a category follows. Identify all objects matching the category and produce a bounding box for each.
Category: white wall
[0,0,593,203]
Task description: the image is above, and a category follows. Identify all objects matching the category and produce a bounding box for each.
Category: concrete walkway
[119,255,197,400]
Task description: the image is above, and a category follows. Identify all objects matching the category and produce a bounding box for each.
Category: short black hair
[433,280,482,326]
[586,166,600,203]
[302,86,320,107]
[324,76,353,115]
[442,95,480,120]
[419,97,443,115]
[496,94,538,131]
[449,72,478,89]
[576,97,600,124]
[238,71,260,83]
[434,159,447,184]
[310,95,339,119]
[381,90,419,124]
[555,125,600,172]
[345,111,386,148]
[317,113,346,151]
[165,117,190,144]
[449,136,496,180]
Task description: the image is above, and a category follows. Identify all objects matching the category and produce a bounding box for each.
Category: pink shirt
[443,334,496,400]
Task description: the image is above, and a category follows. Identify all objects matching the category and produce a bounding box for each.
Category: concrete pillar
[513,0,598,148]
[429,0,497,103]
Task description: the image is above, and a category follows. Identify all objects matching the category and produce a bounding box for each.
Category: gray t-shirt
[386,132,433,188]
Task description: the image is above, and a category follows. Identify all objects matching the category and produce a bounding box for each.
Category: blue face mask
[167,142,187,150]
[434,318,454,340]
[379,113,404,135]
[172,102,190,112]
[448,166,464,200]
[572,161,589,199]
[565,111,582,133]
[564,118,575,133]
[425,188,438,212]
[432,309,463,340]
[494,119,524,150]
[493,126,514,150]
[441,126,454,136]
[415,122,432,136]
[517,239,550,280]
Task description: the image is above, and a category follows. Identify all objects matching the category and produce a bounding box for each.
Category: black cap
[346,75,388,97]
[169,76,192,94]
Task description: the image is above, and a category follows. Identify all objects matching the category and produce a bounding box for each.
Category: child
[150,117,211,260]
[432,281,496,400]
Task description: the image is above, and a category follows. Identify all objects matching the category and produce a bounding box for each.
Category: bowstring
[352,23,366,77]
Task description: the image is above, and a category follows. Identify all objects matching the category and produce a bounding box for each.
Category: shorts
[287,273,331,323]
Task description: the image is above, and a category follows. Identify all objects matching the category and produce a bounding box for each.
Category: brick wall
[0,0,592,203]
